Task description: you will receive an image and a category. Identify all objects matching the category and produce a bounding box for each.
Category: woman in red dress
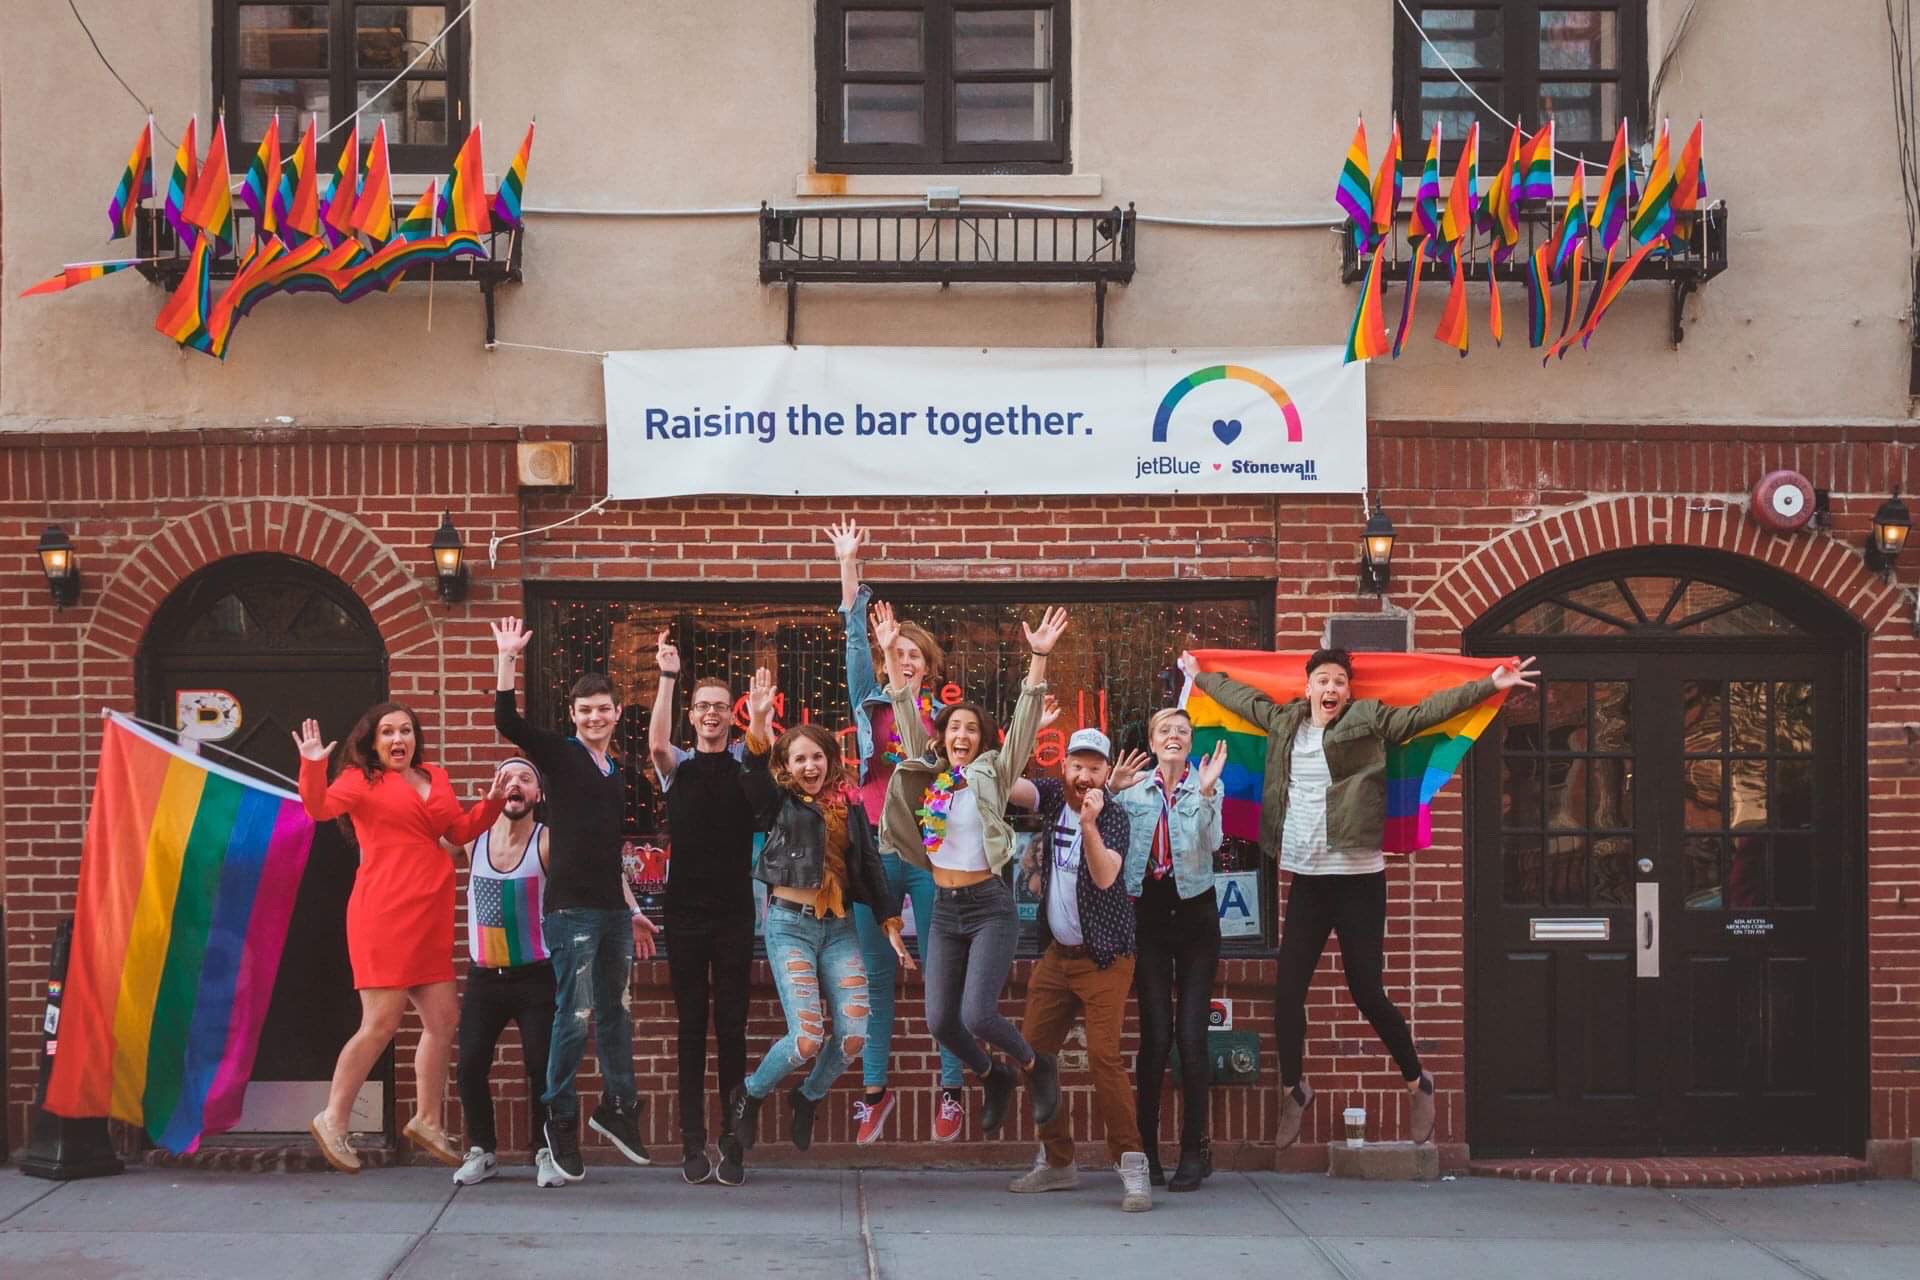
[295,703,506,1173]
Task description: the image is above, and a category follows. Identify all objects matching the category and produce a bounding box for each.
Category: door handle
[1643,911,1653,948]
[1635,882,1659,978]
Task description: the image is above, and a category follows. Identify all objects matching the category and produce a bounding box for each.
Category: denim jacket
[841,582,946,783]
[1114,769,1224,900]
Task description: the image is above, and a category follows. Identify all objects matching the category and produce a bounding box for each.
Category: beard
[502,797,533,819]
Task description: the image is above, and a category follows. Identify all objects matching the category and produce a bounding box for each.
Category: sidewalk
[3,1162,1917,1280]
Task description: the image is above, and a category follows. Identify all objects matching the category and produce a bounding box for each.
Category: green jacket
[1194,670,1497,859]
[880,678,1048,876]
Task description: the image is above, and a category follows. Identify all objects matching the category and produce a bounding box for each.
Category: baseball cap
[1065,728,1112,760]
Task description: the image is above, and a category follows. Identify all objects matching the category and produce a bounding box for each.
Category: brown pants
[1022,944,1143,1168]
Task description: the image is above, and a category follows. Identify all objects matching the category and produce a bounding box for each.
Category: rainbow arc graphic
[1151,365,1303,443]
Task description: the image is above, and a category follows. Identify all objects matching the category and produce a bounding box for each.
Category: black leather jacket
[744,748,903,919]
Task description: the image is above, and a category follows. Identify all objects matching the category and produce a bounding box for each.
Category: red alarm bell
[1750,470,1816,533]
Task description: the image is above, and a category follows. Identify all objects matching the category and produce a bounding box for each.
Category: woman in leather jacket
[728,668,912,1166]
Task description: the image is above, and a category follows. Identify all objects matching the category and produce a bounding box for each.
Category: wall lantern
[431,514,469,603]
[1359,503,1396,595]
[37,525,80,608]
[1866,491,1911,576]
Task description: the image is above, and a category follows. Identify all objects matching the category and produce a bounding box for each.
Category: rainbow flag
[1516,119,1554,202]
[492,120,535,229]
[438,123,491,235]
[1525,240,1551,348]
[350,121,394,242]
[107,117,155,240]
[1542,238,1587,364]
[1672,118,1706,237]
[1183,651,1511,853]
[1343,246,1389,363]
[396,180,440,242]
[165,116,199,248]
[1483,122,1522,257]
[1572,232,1661,352]
[239,114,281,239]
[1549,162,1586,280]
[276,119,321,242]
[155,237,215,354]
[182,115,235,252]
[321,122,360,245]
[45,713,316,1153]
[1413,122,1443,248]
[1487,268,1503,347]
[1434,244,1469,355]
[19,260,142,298]
[1367,115,1400,247]
[1440,121,1478,245]
[204,236,288,359]
[1335,115,1373,244]
[1630,119,1675,246]
[1591,118,1630,252]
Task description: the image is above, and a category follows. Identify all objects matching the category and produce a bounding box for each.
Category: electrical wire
[489,496,612,567]
[67,0,175,149]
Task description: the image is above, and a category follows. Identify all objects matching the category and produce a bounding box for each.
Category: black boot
[789,1089,818,1152]
[1169,1139,1209,1192]
[981,1060,1018,1134]
[1027,1051,1061,1128]
[1147,1150,1166,1187]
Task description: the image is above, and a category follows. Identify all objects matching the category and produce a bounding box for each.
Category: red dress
[299,758,506,989]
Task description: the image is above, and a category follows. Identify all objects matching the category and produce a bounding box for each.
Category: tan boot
[1274,1082,1315,1150]
[404,1113,464,1167]
[1409,1072,1437,1145]
[310,1111,361,1174]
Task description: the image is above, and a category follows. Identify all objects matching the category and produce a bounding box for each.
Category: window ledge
[795,172,1103,198]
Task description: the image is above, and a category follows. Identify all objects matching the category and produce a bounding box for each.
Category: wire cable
[67,0,174,148]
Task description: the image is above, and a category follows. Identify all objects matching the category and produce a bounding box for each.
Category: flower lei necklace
[918,769,962,855]
[882,689,937,766]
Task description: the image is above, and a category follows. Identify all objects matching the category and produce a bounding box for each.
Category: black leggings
[1274,870,1421,1086]
[1133,881,1220,1152]
[666,909,755,1144]
[457,962,557,1154]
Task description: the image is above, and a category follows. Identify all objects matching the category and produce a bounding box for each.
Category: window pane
[1417,78,1507,151]
[1729,757,1768,828]
[846,9,923,72]
[1546,834,1586,905]
[1729,682,1768,753]
[1592,835,1632,907]
[1774,759,1813,829]
[1590,756,1632,828]
[1502,754,1542,828]
[1682,680,1724,753]
[1684,758,1723,831]
[1593,681,1631,751]
[1773,681,1814,753]
[1688,602,1801,637]
[955,8,1052,71]
[1773,834,1813,908]
[238,4,330,69]
[1538,79,1620,146]
[357,4,448,71]
[1683,835,1722,909]
[1546,758,1585,829]
[1504,836,1543,905]
[238,79,331,144]
[1622,576,1680,623]
[955,81,1052,142]
[356,77,447,146]
[1420,6,1503,70]
[1502,683,1539,749]
[1544,681,1589,751]
[1539,9,1618,71]
[1727,833,1766,908]
[845,83,924,144]
[1564,579,1631,620]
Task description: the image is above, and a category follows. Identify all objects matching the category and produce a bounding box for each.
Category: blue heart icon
[1212,417,1243,445]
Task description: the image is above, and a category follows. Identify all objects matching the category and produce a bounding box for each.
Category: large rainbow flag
[1183,650,1512,853]
[46,712,316,1153]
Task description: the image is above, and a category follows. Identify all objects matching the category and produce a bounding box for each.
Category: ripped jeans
[542,908,636,1123]
[744,903,869,1103]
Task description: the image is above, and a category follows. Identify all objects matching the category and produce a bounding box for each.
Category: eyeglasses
[690,700,732,713]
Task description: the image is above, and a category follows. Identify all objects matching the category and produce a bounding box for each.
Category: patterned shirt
[1031,776,1135,967]
[1281,724,1385,876]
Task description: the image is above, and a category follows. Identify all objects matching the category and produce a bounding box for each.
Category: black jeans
[666,908,755,1144]
[1133,879,1221,1152]
[1274,870,1422,1086]
[457,961,557,1154]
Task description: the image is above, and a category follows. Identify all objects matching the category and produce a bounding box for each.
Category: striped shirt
[1281,724,1385,876]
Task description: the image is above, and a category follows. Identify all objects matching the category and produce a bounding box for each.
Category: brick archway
[1414,495,1907,636]
[78,498,442,665]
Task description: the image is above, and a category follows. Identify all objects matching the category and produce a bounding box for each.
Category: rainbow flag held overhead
[45,713,316,1153]
[19,260,142,298]
[239,114,282,239]
[107,117,155,240]
[1367,115,1401,247]
[1335,115,1374,244]
[438,124,491,235]
[1343,246,1389,364]
[491,120,535,229]
[1182,651,1513,853]
[165,116,199,249]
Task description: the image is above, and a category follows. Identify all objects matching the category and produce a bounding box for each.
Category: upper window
[1393,2,1647,166]
[215,2,471,173]
[816,1,1071,173]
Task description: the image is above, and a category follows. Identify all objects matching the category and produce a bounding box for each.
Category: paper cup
[1343,1106,1367,1147]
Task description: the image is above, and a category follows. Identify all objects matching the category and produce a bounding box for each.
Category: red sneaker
[853,1090,895,1145]
[932,1088,964,1143]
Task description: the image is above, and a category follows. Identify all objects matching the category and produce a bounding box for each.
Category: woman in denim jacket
[823,520,968,1143]
[1111,708,1229,1192]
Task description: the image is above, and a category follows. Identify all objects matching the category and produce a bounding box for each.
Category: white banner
[604,345,1366,498]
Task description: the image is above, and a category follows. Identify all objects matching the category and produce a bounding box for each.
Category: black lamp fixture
[36,525,80,608]
[1866,490,1911,576]
[430,513,468,603]
[1359,500,1396,595]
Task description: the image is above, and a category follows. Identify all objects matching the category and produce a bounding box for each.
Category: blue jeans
[542,908,636,1122]
[923,876,1032,1076]
[745,905,869,1103]
[853,852,966,1090]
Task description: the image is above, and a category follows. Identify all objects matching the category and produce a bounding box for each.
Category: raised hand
[1108,748,1152,792]
[485,768,510,802]
[747,667,777,723]
[1039,694,1063,730]
[1080,786,1105,823]
[1023,606,1069,655]
[1195,739,1229,794]
[655,629,681,676]
[822,520,868,561]
[290,718,335,762]
[1493,655,1540,691]
[1177,651,1200,680]
[870,600,900,652]
[492,617,533,658]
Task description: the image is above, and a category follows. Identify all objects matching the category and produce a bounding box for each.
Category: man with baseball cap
[1008,727,1153,1212]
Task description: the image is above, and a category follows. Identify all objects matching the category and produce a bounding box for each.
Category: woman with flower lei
[877,599,1069,1137]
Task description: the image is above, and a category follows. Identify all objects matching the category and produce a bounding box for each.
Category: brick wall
[3,421,1917,1167]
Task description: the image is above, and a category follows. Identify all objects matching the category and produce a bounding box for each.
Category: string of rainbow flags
[20,113,536,360]
[1337,114,1708,364]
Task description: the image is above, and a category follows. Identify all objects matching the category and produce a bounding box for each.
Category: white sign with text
[604,345,1366,498]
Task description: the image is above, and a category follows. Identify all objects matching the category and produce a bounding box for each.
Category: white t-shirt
[929,786,989,872]
[1281,723,1385,876]
[1046,805,1085,945]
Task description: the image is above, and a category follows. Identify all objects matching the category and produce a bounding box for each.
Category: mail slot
[1529,917,1611,941]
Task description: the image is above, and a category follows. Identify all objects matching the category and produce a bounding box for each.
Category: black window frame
[817,0,1072,174]
[214,0,472,175]
[1392,1,1648,169]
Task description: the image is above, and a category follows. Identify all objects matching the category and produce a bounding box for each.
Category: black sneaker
[588,1094,651,1166]
[729,1086,764,1151]
[1027,1051,1061,1128]
[789,1090,819,1152]
[715,1133,746,1186]
[981,1060,1018,1134]
[681,1139,713,1185]
[544,1115,585,1183]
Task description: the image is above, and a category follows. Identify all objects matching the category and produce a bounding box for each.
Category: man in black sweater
[493,617,660,1183]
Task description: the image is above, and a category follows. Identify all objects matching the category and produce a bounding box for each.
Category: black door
[1467,551,1864,1155]
[139,555,390,1137]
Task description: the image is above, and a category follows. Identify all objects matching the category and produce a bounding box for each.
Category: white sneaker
[1117,1152,1153,1212]
[453,1147,497,1186]
[1008,1156,1079,1193]
[534,1146,567,1188]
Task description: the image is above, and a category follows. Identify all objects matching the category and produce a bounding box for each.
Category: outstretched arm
[291,718,363,820]
[648,629,682,785]
[1185,651,1289,734]
[491,616,566,763]
[445,769,511,846]
[1369,659,1536,742]
[994,607,1068,782]
[825,519,869,613]
[875,602,934,759]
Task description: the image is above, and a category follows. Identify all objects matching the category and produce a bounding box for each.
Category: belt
[1049,942,1091,960]
[769,896,836,919]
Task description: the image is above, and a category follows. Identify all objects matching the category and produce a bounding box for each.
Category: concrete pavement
[3,1162,1917,1279]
